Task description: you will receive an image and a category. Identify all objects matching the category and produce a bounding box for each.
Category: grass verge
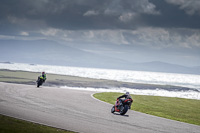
[0,114,75,133]
[94,92,200,125]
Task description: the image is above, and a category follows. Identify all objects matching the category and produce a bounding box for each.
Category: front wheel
[37,82,40,87]
[111,106,115,113]
[37,80,42,87]
[120,105,128,115]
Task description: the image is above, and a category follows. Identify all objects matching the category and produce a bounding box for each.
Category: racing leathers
[117,94,132,109]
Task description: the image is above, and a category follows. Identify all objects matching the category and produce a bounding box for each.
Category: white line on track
[90,93,112,105]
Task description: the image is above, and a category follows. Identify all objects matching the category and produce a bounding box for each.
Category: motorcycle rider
[38,72,46,83]
[116,92,132,109]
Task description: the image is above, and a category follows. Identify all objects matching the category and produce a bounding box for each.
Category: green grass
[94,92,200,125]
[0,69,129,87]
[0,114,75,133]
[0,69,189,90]
[0,69,108,87]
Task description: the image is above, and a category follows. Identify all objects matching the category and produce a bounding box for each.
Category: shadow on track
[112,113,129,117]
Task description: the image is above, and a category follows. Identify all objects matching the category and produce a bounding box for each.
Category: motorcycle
[36,76,44,87]
[111,98,133,115]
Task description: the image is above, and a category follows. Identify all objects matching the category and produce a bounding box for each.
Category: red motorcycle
[111,98,133,115]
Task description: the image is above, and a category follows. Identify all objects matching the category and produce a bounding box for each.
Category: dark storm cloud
[0,0,200,32]
[165,0,200,15]
[42,0,160,30]
[0,0,159,31]
[148,0,200,29]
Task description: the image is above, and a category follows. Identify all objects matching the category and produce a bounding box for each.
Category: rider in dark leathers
[117,92,132,109]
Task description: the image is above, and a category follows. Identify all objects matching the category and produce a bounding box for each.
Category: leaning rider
[117,92,132,109]
[38,72,46,83]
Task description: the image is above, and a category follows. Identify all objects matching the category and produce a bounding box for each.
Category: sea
[0,62,200,100]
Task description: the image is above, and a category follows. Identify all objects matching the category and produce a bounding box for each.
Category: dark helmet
[42,72,45,75]
[125,92,130,95]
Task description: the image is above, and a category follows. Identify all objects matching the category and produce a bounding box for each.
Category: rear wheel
[111,106,115,113]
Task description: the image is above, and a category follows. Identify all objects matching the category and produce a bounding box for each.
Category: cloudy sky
[0,0,200,67]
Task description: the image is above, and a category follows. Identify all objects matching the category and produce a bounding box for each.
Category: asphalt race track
[0,82,200,133]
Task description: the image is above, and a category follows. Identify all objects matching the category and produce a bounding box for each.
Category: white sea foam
[61,86,200,100]
[0,62,200,99]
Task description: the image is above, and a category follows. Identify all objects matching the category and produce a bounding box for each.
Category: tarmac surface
[0,82,200,133]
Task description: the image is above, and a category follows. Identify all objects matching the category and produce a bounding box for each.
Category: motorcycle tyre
[111,106,115,113]
[120,105,128,115]
[37,80,42,88]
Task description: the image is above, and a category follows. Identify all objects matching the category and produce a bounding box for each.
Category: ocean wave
[61,86,200,100]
